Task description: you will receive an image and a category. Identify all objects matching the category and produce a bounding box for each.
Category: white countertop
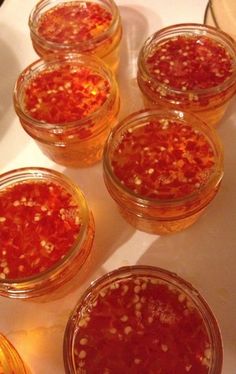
[0,1,236,373]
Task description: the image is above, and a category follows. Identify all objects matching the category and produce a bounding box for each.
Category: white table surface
[0,1,236,373]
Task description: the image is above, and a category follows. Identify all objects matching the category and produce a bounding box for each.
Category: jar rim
[28,0,121,55]
[0,167,90,293]
[138,22,236,97]
[13,53,118,133]
[0,334,28,374]
[63,265,223,374]
[103,108,224,209]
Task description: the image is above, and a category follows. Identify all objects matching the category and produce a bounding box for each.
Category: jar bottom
[20,103,119,166]
[141,94,232,127]
[31,37,121,74]
[36,140,104,167]
[118,206,206,234]
[30,126,114,167]
[32,44,121,75]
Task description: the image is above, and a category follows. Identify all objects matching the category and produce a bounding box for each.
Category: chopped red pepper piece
[110,119,215,200]
[24,64,110,125]
[0,180,81,279]
[146,35,234,91]
[37,2,112,44]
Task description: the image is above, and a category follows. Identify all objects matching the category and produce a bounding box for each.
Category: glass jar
[29,0,122,73]
[0,334,28,374]
[63,265,223,373]
[103,109,223,234]
[137,23,236,126]
[205,0,236,41]
[13,53,120,168]
[0,167,94,299]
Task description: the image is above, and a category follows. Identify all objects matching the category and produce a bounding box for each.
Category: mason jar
[29,0,122,73]
[103,108,223,234]
[13,53,120,168]
[137,23,236,126]
[0,167,94,298]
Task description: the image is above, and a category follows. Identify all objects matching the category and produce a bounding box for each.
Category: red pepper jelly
[14,54,120,168]
[29,0,122,72]
[0,167,94,298]
[103,109,223,234]
[24,64,109,124]
[137,23,236,126]
[63,266,223,374]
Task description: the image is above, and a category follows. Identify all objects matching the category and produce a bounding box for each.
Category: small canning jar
[0,167,94,298]
[103,109,223,234]
[63,265,223,373]
[29,0,122,73]
[0,334,28,374]
[137,23,236,126]
[13,53,120,168]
